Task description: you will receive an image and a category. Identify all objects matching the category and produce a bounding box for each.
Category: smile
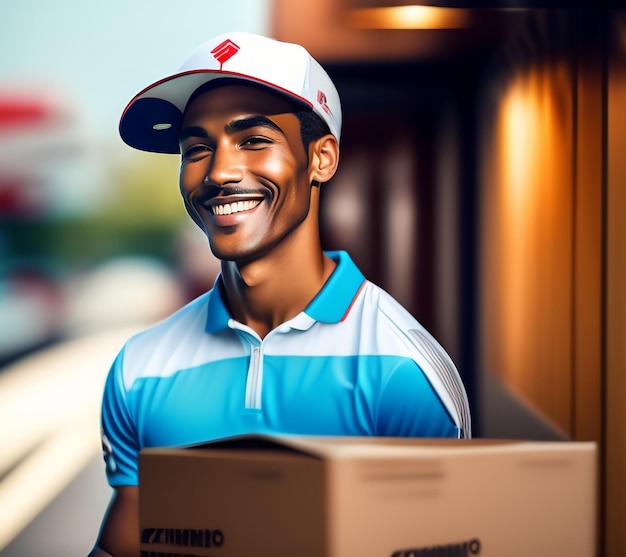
[211,200,262,216]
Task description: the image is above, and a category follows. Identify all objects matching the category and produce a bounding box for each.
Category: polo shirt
[101,251,471,487]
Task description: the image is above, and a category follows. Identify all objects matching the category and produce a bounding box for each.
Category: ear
[308,134,339,185]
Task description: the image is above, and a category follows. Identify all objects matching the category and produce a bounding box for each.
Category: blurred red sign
[0,97,57,131]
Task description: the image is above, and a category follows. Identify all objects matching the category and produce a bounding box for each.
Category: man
[89,31,471,557]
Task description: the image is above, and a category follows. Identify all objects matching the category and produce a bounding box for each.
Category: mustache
[200,185,266,198]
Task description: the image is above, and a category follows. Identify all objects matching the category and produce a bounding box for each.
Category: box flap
[189,433,322,456]
[158,433,597,460]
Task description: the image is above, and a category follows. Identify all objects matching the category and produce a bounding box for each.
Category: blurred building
[269,5,624,555]
[0,91,84,362]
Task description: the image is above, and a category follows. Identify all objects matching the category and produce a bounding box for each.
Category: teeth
[211,200,261,216]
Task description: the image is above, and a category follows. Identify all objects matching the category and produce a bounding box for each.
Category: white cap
[119,32,342,153]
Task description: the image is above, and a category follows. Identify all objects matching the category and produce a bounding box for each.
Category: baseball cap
[119,32,342,154]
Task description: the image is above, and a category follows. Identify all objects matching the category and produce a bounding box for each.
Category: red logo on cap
[317,90,331,115]
[211,39,240,69]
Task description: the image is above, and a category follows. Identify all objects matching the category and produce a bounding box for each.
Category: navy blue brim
[119,97,183,154]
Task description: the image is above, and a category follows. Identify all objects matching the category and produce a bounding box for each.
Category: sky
[0,0,271,144]
[0,0,272,213]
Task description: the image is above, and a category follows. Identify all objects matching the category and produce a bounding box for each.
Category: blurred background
[1,2,624,556]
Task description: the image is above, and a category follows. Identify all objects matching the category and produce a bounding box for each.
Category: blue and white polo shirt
[101,251,471,486]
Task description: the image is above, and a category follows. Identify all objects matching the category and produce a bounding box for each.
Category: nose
[204,143,243,187]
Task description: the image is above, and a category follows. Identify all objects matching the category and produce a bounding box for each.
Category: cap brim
[119,70,313,154]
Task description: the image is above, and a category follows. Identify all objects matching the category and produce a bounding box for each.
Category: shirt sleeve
[101,346,140,486]
[376,358,459,438]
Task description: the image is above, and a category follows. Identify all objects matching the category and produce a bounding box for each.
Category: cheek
[179,166,191,195]
[179,161,207,191]
[178,166,206,226]
[261,152,309,191]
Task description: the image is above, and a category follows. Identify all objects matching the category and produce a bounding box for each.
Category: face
[179,84,314,264]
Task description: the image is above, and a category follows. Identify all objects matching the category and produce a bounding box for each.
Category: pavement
[0,326,144,557]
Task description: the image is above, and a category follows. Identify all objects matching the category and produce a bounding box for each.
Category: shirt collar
[205,277,231,334]
[205,250,366,334]
[303,250,366,323]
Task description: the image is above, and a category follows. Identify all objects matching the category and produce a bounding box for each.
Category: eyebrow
[225,115,284,135]
[179,126,209,143]
[179,115,285,143]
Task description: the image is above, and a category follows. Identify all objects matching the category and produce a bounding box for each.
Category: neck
[220,229,335,339]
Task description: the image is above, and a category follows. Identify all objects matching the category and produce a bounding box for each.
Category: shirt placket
[244,341,264,410]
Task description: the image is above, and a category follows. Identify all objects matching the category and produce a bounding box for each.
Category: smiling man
[89,32,471,557]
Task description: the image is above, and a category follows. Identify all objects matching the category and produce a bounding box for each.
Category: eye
[240,136,273,149]
[182,144,212,161]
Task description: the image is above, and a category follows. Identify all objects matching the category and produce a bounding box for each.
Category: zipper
[245,344,263,409]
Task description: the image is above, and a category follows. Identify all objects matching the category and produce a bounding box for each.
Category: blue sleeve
[101,347,140,486]
[376,359,458,438]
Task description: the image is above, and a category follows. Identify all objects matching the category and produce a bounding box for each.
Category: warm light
[346,6,472,29]
[481,59,574,428]
[501,85,539,208]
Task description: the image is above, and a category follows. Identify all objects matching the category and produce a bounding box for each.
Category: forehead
[182,83,302,124]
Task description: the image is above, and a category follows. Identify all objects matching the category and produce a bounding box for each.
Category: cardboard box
[139,435,596,557]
